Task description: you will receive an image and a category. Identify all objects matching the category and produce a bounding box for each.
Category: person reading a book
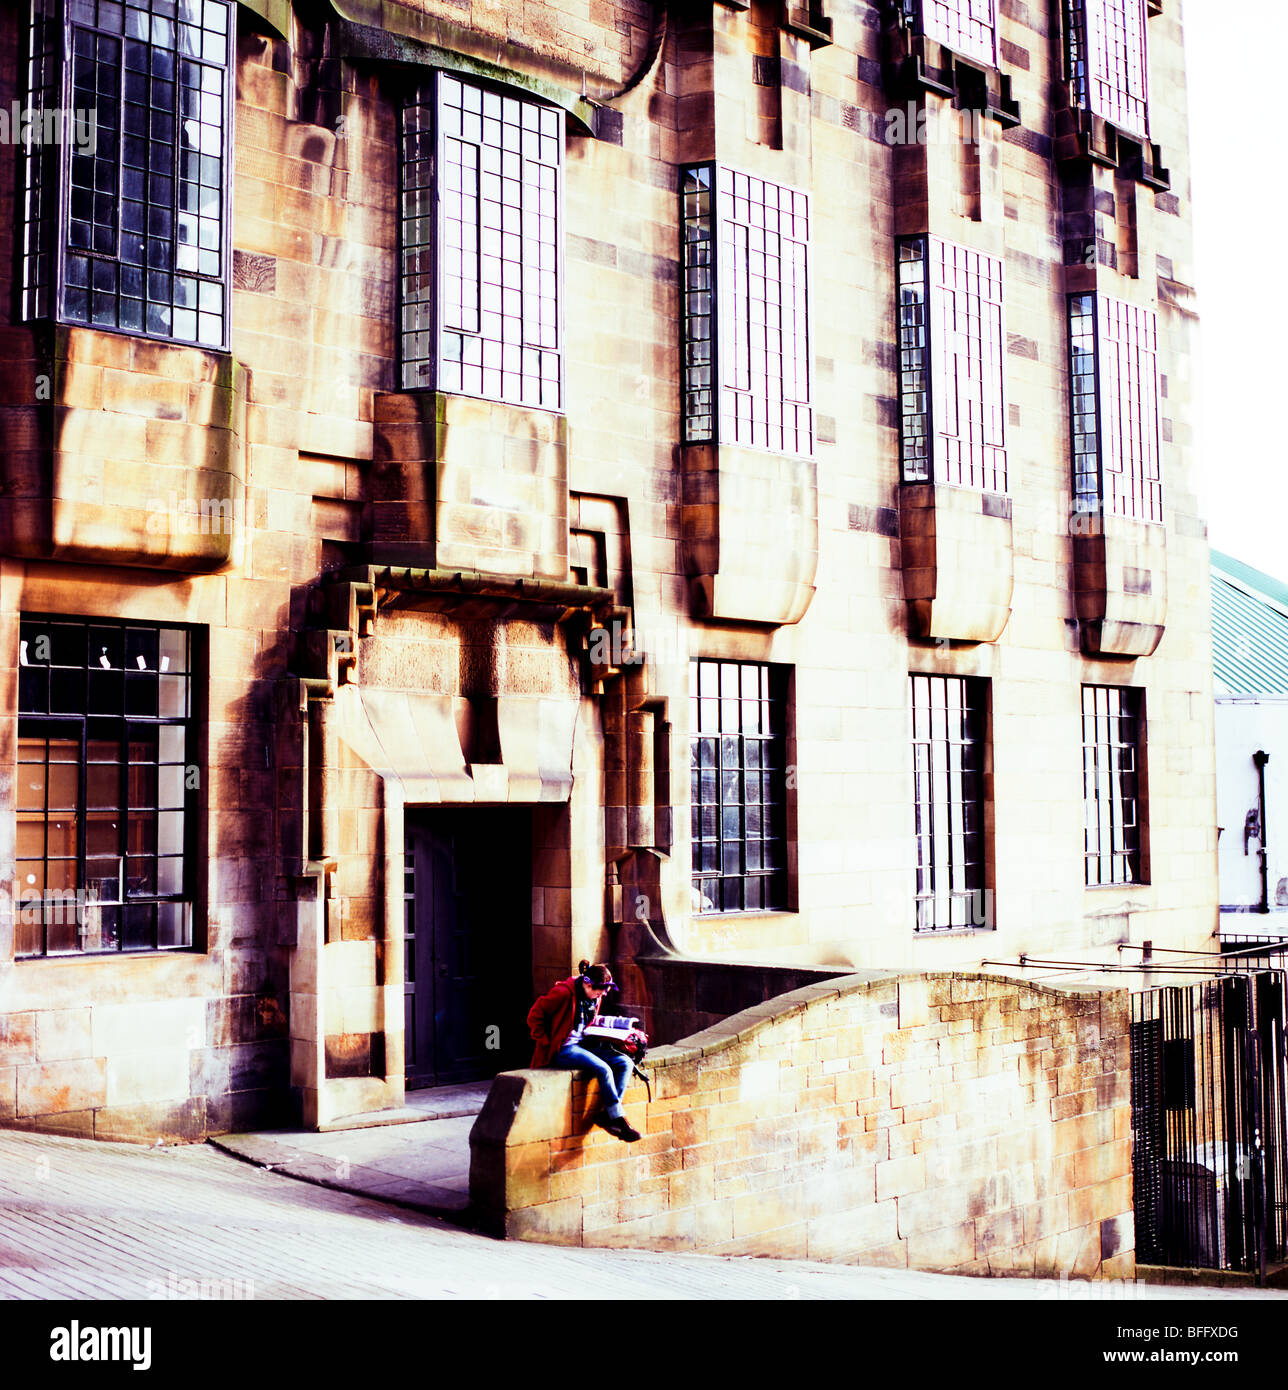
[526,960,641,1142]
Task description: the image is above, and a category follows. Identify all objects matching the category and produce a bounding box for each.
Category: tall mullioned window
[690,660,788,914]
[401,73,563,409]
[902,0,997,66]
[21,0,233,346]
[1067,293,1161,522]
[681,164,812,456]
[1083,684,1145,886]
[897,235,1006,493]
[21,0,59,320]
[1064,0,1149,138]
[910,674,989,933]
[16,617,195,957]
[1068,293,1100,512]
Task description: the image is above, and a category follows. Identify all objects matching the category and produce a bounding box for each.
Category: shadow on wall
[617,955,848,1045]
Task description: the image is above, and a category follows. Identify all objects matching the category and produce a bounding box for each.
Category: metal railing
[1130,971,1288,1280]
[1220,933,1288,975]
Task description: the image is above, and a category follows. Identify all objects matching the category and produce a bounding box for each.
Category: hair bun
[578,959,590,974]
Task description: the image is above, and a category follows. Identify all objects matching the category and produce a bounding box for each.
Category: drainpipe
[1254,750,1270,915]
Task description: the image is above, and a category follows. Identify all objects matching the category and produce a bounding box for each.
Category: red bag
[583,1014,649,1057]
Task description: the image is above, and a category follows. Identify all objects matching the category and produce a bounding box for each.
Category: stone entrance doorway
[403,807,533,1089]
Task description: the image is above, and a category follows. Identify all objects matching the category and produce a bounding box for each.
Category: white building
[1212,550,1288,940]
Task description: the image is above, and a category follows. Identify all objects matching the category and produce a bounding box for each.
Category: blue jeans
[551,1042,632,1119]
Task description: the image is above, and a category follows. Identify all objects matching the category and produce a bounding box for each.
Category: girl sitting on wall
[526,961,641,1143]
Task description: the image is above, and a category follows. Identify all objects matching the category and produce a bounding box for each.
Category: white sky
[1184,0,1287,581]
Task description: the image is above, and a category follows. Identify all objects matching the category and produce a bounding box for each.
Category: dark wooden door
[404,809,531,1089]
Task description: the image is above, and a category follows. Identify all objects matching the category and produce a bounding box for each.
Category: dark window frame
[1068,290,1102,514]
[897,235,932,484]
[680,162,718,446]
[900,0,998,68]
[1063,0,1150,140]
[690,658,790,916]
[20,0,235,349]
[15,614,199,957]
[1083,683,1147,887]
[680,161,813,457]
[398,69,565,411]
[896,233,1007,493]
[910,672,991,933]
[1067,291,1162,523]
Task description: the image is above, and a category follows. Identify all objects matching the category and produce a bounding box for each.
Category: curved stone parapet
[469,969,1134,1278]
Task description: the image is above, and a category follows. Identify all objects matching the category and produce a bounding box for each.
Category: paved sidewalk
[212,1114,477,1215]
[209,1080,491,1216]
[0,1129,1285,1300]
[322,1080,493,1130]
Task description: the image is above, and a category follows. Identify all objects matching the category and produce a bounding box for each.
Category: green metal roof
[1211,550,1288,695]
[1212,549,1288,610]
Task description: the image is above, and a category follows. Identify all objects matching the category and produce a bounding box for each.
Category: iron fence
[1130,971,1288,1280]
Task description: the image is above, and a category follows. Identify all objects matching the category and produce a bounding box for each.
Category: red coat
[527,976,600,1068]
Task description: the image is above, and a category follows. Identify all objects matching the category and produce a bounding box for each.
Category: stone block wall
[1074,513,1168,658]
[372,392,569,577]
[330,0,653,92]
[470,971,1135,1277]
[0,0,1214,1141]
[899,482,1014,642]
[680,442,818,625]
[0,962,289,1140]
[0,326,247,571]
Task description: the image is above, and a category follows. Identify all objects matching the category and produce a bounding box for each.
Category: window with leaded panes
[681,164,812,456]
[1068,293,1099,512]
[901,0,997,67]
[910,674,989,932]
[897,235,1006,492]
[401,72,563,409]
[1067,293,1161,522]
[1064,0,1149,138]
[1083,684,1145,886]
[21,0,233,346]
[16,617,195,956]
[690,660,788,914]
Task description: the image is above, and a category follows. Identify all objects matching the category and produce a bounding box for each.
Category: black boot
[594,1112,641,1142]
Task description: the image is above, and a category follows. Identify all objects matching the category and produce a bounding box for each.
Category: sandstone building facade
[0,0,1213,1139]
